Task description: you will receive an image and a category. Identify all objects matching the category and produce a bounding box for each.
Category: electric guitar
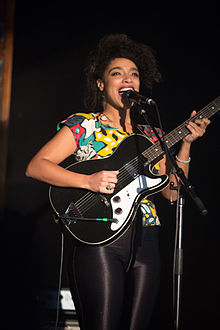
[49,96,219,246]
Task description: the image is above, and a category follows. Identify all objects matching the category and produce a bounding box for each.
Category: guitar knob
[115,207,123,215]
[113,195,121,203]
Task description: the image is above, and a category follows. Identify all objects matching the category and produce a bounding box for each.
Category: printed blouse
[58,112,164,227]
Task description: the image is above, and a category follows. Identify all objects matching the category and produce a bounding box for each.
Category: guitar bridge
[99,194,110,207]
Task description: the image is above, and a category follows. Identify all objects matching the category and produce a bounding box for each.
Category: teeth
[119,87,134,93]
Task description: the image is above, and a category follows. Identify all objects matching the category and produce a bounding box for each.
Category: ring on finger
[106,184,112,191]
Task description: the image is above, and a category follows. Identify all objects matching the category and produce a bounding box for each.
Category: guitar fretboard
[143,96,220,164]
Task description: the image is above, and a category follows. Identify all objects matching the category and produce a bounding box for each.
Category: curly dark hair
[84,33,161,111]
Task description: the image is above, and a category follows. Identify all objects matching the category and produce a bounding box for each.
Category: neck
[102,106,133,133]
[103,105,131,124]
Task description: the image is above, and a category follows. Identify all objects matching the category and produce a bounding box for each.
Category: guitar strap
[135,123,147,136]
[132,118,157,138]
[131,119,144,135]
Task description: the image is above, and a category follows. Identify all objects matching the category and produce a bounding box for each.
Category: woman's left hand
[183,110,211,144]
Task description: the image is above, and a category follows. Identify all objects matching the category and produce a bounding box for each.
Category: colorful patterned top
[58,112,163,227]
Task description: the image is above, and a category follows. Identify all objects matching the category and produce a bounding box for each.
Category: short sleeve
[57,114,87,151]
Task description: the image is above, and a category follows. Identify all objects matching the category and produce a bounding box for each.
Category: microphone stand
[135,103,208,330]
[170,182,184,330]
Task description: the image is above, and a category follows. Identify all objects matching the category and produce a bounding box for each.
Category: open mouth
[118,87,134,97]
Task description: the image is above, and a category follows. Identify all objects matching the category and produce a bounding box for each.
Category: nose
[123,72,133,83]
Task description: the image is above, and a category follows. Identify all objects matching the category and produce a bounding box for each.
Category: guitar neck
[144,96,220,163]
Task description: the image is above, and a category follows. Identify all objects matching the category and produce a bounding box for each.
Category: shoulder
[57,112,100,130]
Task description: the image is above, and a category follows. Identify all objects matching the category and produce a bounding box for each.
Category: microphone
[123,90,156,106]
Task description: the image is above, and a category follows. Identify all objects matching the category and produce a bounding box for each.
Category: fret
[143,142,163,163]
[141,96,220,165]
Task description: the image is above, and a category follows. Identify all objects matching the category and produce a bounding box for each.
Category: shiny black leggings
[67,223,160,330]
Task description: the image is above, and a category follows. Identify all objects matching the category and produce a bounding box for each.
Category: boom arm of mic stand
[137,106,208,216]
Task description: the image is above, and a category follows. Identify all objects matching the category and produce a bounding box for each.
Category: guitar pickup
[138,154,149,167]
[124,162,140,179]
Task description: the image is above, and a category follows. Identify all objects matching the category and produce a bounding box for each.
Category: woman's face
[97,57,140,111]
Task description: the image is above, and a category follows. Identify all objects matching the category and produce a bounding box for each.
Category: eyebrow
[108,66,139,74]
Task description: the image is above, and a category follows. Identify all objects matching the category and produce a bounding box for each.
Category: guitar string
[75,159,147,214]
[74,153,146,211]
[74,157,142,213]
[143,103,218,157]
[73,167,131,210]
[73,127,210,214]
[72,99,220,213]
[75,135,195,213]
[73,119,204,213]
[74,161,140,212]
[74,104,206,212]
[73,154,144,210]
[76,148,165,213]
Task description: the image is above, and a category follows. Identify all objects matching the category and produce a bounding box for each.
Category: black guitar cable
[171,174,181,318]
[54,231,64,330]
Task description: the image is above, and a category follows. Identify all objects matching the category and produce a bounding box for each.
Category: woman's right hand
[87,170,119,194]
[26,126,119,193]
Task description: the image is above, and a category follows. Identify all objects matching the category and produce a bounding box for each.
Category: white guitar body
[110,174,163,231]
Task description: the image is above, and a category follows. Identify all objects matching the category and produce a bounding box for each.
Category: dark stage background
[2,2,219,329]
